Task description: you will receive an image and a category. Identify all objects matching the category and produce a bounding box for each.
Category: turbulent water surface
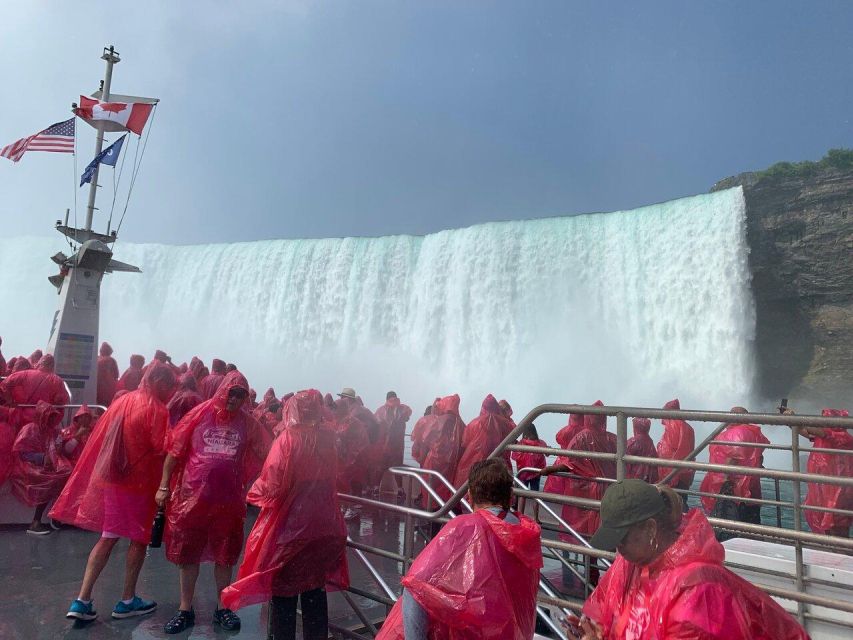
[1,187,755,434]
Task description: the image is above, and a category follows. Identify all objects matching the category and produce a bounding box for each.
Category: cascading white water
[0,187,755,430]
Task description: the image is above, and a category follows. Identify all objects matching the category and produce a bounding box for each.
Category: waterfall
[0,187,755,427]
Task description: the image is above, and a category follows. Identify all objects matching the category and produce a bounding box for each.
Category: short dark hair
[468,459,513,509]
[386,391,397,400]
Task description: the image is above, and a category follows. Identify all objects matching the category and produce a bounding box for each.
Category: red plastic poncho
[626,417,658,483]
[164,371,268,566]
[49,362,175,543]
[544,414,585,495]
[11,357,31,373]
[554,402,613,539]
[699,422,769,513]
[10,401,68,506]
[332,397,371,492]
[116,354,146,393]
[453,395,514,487]
[167,373,204,427]
[0,354,70,430]
[0,407,14,486]
[221,389,349,610]
[411,395,466,503]
[28,349,43,366]
[0,337,6,377]
[377,509,543,640]
[189,357,205,384]
[200,358,227,400]
[512,438,547,482]
[54,404,95,472]
[656,398,696,489]
[583,509,809,639]
[804,408,853,535]
[374,397,413,469]
[97,342,120,406]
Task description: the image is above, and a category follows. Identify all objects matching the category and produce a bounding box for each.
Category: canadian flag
[74,95,153,136]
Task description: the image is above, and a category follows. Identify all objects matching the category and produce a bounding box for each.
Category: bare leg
[121,541,148,601]
[178,564,201,611]
[214,564,233,607]
[78,537,120,600]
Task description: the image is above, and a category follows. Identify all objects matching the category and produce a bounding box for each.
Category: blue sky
[1,1,851,244]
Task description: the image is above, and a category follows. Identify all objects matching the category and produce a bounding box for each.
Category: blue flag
[80,134,126,186]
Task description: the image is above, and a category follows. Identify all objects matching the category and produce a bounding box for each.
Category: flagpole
[83,45,120,233]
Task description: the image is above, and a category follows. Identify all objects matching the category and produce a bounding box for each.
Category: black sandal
[213,607,241,630]
[164,609,194,634]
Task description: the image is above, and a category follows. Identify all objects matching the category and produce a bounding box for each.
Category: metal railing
[331,402,853,638]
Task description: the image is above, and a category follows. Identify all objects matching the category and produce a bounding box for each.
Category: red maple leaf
[99,102,127,113]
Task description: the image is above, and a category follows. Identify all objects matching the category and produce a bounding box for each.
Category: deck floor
[0,507,407,640]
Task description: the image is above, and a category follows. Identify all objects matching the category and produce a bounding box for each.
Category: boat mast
[83,45,120,233]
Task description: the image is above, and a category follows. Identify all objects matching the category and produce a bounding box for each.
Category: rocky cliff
[713,157,853,407]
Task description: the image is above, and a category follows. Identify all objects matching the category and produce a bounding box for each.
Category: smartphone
[779,398,788,414]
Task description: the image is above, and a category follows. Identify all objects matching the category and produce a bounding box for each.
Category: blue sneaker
[111,596,157,619]
[66,599,97,621]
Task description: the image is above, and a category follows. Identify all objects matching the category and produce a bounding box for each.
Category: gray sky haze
[1,1,851,244]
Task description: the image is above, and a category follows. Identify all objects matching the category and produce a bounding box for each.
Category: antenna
[83,45,121,232]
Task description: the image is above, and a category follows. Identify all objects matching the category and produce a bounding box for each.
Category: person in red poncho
[221,389,349,640]
[200,358,227,400]
[51,362,176,622]
[333,388,379,518]
[803,408,853,537]
[377,458,543,640]
[575,479,808,640]
[28,349,43,367]
[166,373,204,427]
[55,404,96,471]
[189,357,206,385]
[0,406,14,487]
[155,371,269,634]
[410,394,466,507]
[512,422,548,490]
[544,413,585,497]
[625,417,658,483]
[0,336,7,377]
[116,354,146,393]
[10,356,31,373]
[538,401,614,539]
[699,407,769,525]
[10,400,67,535]
[453,394,514,488]
[97,342,120,407]
[374,391,413,493]
[656,398,696,491]
[0,353,70,430]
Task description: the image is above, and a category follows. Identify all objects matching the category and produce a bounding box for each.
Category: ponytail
[653,484,683,533]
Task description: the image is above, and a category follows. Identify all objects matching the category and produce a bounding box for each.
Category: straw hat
[338,387,357,399]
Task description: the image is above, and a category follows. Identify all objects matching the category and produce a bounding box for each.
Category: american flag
[1,118,75,163]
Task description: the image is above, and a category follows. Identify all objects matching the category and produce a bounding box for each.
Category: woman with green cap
[570,479,808,639]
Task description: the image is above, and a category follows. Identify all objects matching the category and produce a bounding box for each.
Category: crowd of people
[0,337,850,639]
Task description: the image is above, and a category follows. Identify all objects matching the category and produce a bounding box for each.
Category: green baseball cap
[589,479,667,551]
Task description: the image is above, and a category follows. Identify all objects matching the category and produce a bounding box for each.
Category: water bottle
[149,507,166,548]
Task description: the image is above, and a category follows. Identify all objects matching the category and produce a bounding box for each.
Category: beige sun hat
[338,387,357,399]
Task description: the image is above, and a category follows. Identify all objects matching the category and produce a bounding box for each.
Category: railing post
[616,411,627,481]
[774,478,782,529]
[790,424,806,625]
[402,475,415,574]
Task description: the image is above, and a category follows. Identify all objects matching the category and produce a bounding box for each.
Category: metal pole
[791,425,806,625]
[84,45,120,232]
[616,411,627,481]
